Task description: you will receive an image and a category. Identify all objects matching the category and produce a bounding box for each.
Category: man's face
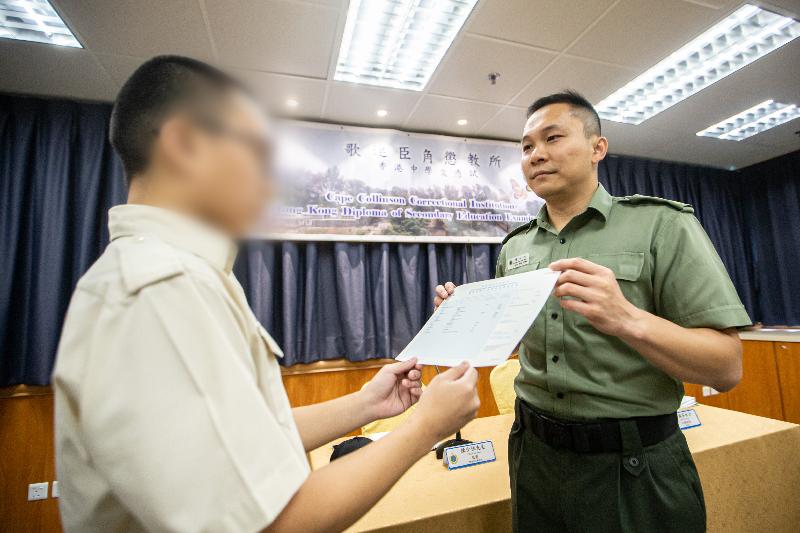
[180,91,273,236]
[520,103,603,201]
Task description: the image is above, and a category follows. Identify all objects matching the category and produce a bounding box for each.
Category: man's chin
[529,182,556,200]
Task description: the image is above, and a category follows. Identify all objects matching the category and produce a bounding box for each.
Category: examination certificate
[396,268,560,367]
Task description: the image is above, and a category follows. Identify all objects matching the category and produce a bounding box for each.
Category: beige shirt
[53,204,309,533]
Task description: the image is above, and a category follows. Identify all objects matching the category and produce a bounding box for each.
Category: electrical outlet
[702,386,720,397]
[52,481,59,498]
[28,482,49,501]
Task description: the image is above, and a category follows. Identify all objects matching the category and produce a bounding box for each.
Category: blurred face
[158,90,274,236]
[520,103,607,202]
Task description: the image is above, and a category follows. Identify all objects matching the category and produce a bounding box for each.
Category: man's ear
[591,136,609,164]
[157,116,195,175]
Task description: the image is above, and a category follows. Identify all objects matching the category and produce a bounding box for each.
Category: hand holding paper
[397,269,560,367]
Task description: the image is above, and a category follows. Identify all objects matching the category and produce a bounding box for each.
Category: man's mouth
[530,170,556,180]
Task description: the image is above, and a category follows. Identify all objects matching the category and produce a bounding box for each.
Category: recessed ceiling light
[457,119,468,126]
[334,0,479,91]
[596,4,800,125]
[285,98,299,108]
[0,0,81,48]
[696,99,800,141]
[376,109,388,117]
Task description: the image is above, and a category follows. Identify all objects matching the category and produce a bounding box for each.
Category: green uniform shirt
[497,184,751,420]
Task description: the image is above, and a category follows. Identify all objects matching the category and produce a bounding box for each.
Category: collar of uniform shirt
[535,183,613,232]
[108,204,238,274]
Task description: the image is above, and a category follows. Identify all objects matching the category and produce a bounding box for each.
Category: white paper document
[396,268,560,367]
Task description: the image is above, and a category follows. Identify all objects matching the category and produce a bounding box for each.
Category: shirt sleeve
[79,273,309,533]
[652,211,751,329]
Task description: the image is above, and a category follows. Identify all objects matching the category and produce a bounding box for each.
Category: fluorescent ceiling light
[0,0,80,48]
[696,99,800,141]
[334,0,479,91]
[596,4,800,125]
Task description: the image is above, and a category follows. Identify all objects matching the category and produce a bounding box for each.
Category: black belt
[516,399,678,453]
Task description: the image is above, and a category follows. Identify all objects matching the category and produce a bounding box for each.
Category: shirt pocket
[585,251,645,282]
[571,252,646,328]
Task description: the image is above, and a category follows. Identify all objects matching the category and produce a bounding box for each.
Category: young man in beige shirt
[53,55,480,533]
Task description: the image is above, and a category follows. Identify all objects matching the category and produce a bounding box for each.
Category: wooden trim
[0,385,53,399]
[280,358,396,376]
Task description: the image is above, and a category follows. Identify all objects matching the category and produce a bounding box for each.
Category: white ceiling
[1,0,799,169]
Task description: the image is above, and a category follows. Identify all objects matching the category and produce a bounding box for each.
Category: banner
[262,121,544,243]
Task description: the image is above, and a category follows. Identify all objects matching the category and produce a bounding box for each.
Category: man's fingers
[440,361,470,381]
[457,365,479,385]
[435,285,449,298]
[385,357,417,375]
[405,369,421,381]
[444,282,456,294]
[402,378,421,389]
[554,269,596,287]
[554,282,595,301]
[549,257,605,275]
[559,297,592,316]
[434,296,443,308]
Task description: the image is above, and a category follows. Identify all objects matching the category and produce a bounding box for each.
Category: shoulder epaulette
[502,220,535,244]
[617,194,694,213]
[118,236,184,295]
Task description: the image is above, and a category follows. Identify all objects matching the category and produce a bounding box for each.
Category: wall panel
[775,343,800,424]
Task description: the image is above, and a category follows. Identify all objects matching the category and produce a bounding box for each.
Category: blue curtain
[1,94,796,384]
[737,151,800,325]
[1,95,127,386]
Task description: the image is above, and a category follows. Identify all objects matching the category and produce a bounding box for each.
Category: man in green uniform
[434,91,751,532]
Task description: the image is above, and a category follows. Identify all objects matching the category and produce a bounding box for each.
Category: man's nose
[530,146,547,163]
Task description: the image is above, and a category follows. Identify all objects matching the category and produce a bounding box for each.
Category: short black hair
[109,55,244,181]
[526,90,601,138]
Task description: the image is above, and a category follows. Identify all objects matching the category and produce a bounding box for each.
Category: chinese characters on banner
[262,121,544,242]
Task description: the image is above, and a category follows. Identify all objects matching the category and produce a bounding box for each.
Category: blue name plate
[443,440,496,470]
[678,409,702,430]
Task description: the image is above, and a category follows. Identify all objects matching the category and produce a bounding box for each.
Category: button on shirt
[497,185,751,420]
[53,205,309,533]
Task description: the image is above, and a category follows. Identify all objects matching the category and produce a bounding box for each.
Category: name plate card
[443,440,496,470]
[678,409,702,430]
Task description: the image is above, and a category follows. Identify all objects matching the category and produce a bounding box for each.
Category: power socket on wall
[28,482,49,501]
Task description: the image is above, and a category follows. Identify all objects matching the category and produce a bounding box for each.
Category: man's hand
[360,358,423,421]
[549,257,642,337]
[433,282,457,310]
[412,362,479,442]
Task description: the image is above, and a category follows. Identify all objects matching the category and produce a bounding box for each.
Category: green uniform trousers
[508,412,706,532]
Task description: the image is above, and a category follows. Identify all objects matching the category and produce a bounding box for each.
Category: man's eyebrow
[521,123,562,142]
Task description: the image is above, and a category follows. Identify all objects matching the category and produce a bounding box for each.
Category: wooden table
[309,405,800,532]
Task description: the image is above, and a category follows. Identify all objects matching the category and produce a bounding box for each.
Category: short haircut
[109,55,244,181]
[526,90,601,138]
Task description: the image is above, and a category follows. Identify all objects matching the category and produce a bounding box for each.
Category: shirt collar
[535,183,613,230]
[586,183,613,222]
[108,204,238,274]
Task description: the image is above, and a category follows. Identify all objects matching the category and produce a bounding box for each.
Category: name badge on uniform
[507,253,530,271]
[678,409,701,430]
[443,440,496,470]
